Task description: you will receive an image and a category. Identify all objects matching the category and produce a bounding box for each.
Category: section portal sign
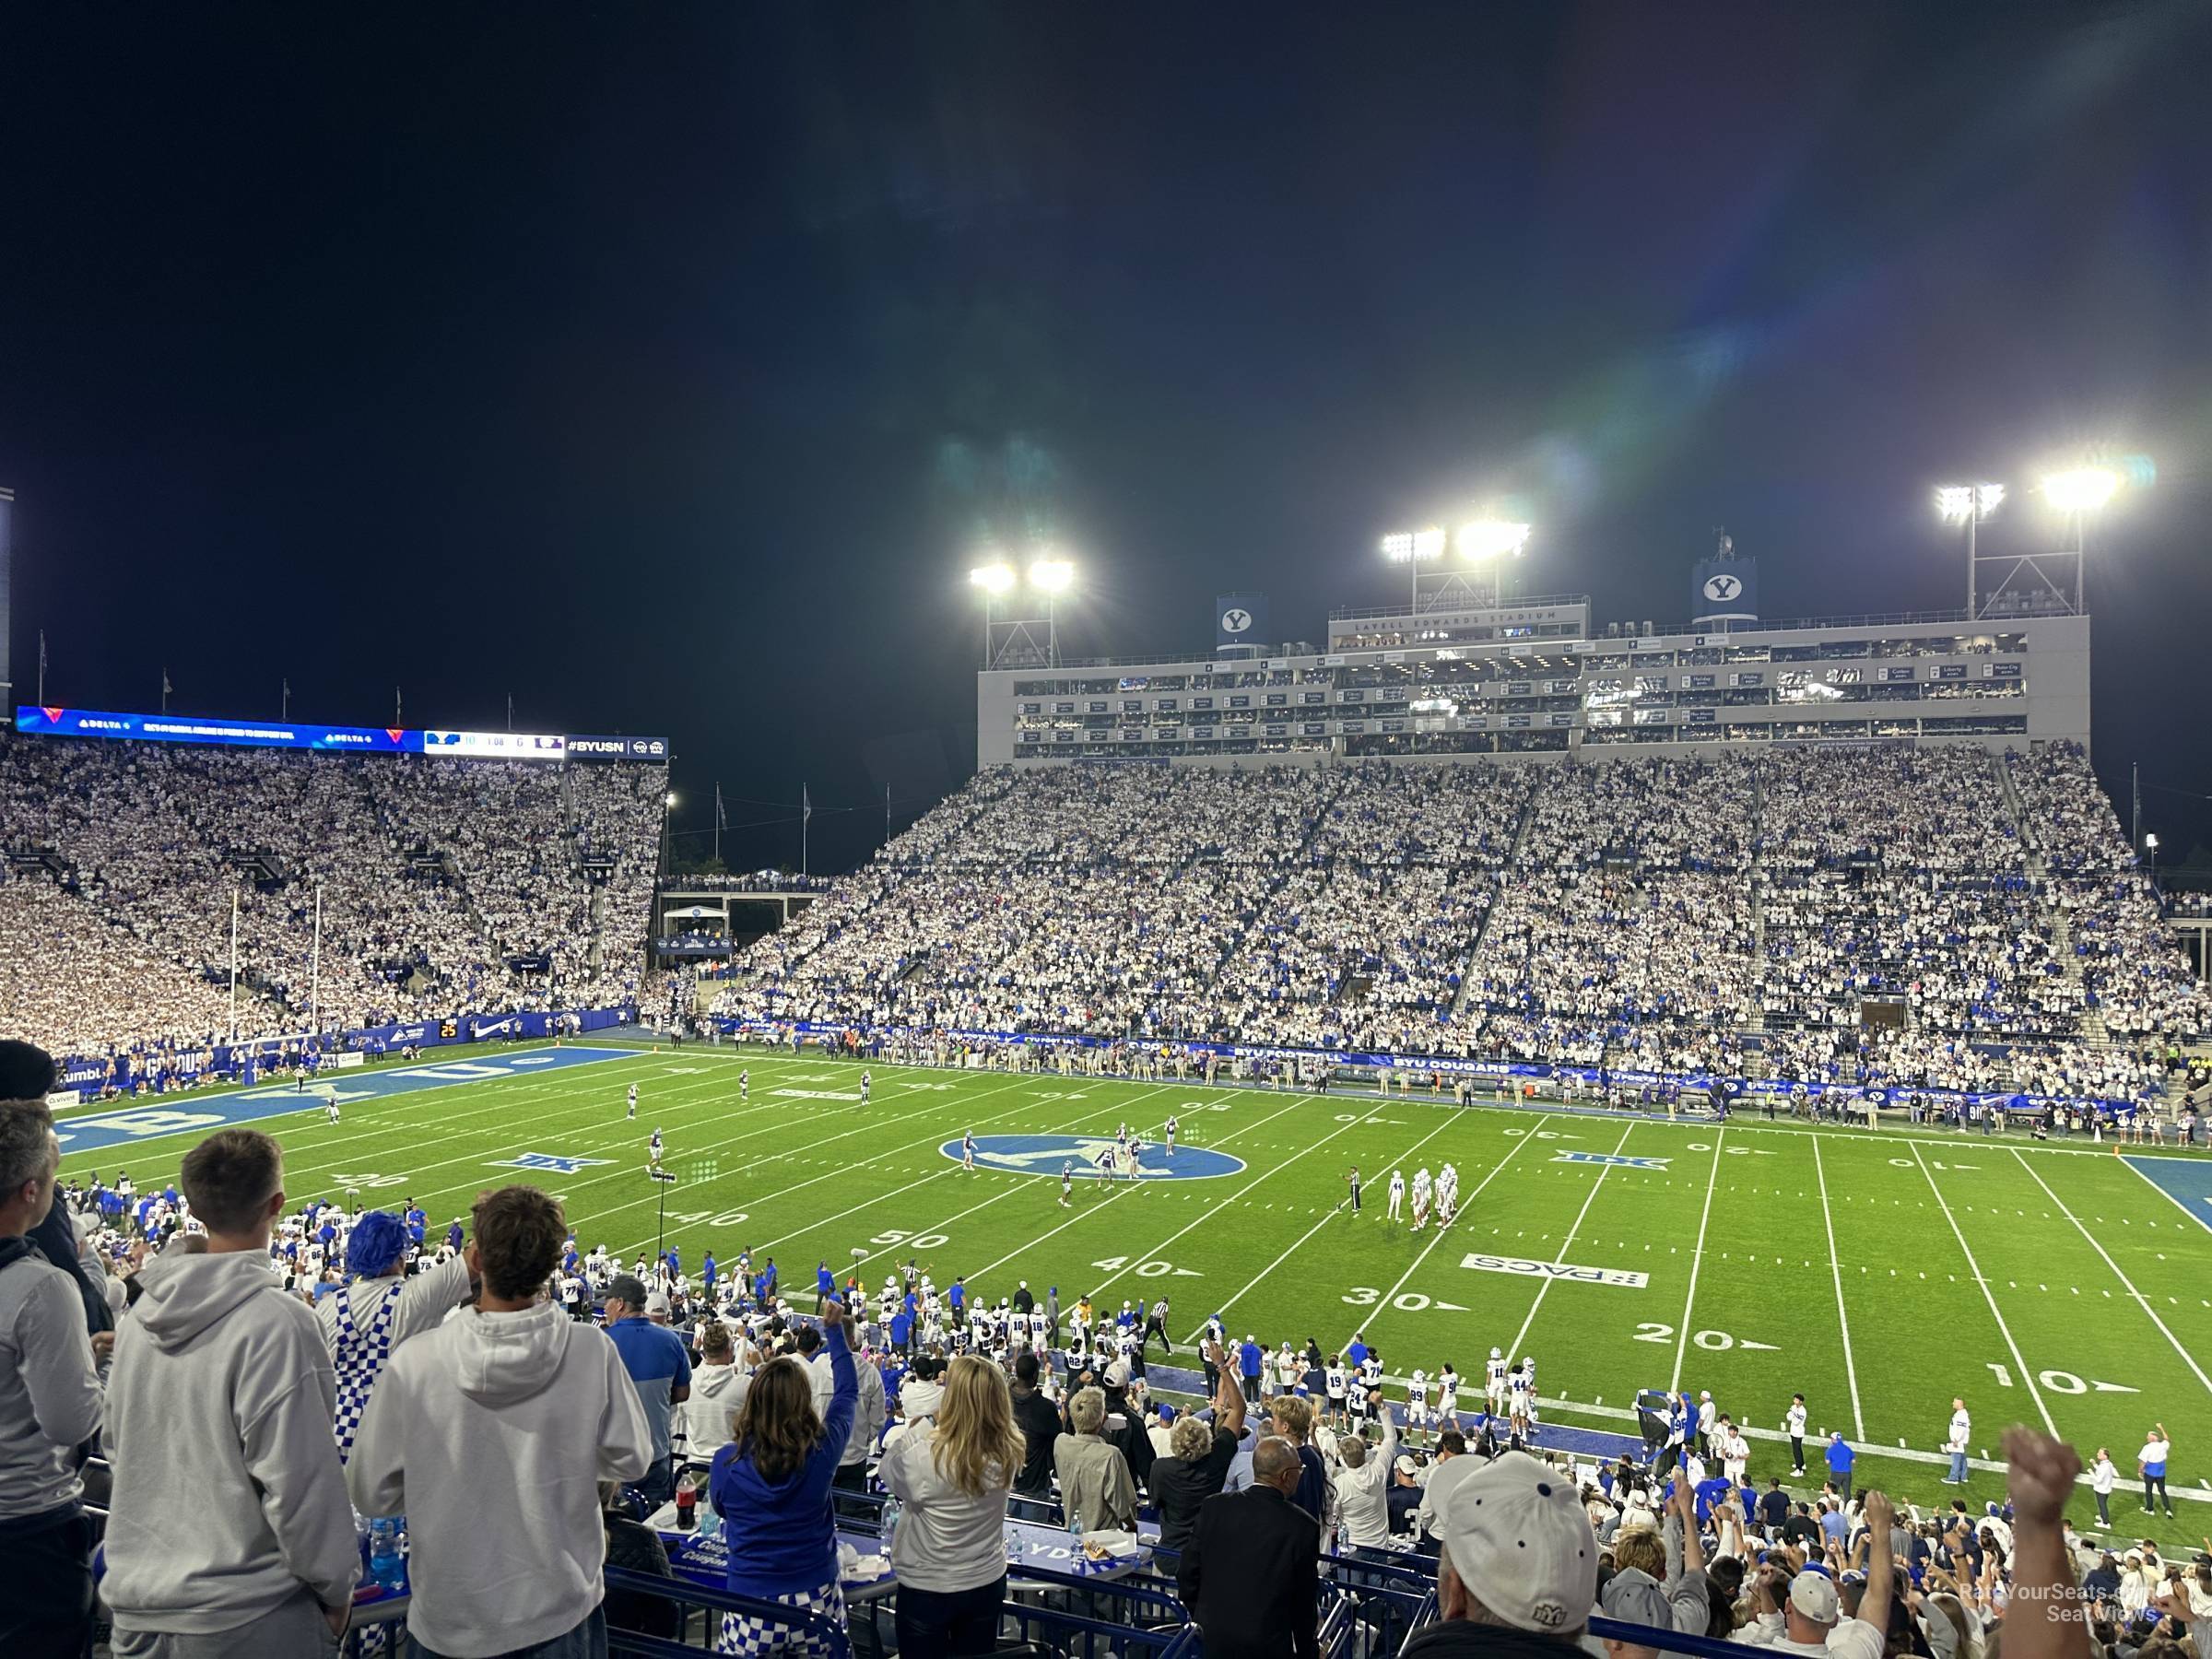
[942,1134,1245,1181]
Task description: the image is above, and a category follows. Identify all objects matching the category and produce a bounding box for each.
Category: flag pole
[228,885,240,1041]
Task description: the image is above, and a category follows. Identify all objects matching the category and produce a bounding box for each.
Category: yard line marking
[1909,1142,2054,1433]
[1811,1135,1866,1440]
[1505,1124,1636,1362]
[1188,1107,1474,1344]
[1081,1099,1393,1303]
[828,1088,1240,1278]
[1670,1126,1726,1393]
[964,1093,1319,1287]
[2010,1148,2212,1401]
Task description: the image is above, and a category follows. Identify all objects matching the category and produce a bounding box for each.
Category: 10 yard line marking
[1811,1135,1867,1440]
[2011,1148,2212,1400]
[1504,1123,1637,1361]
[1910,1141,2054,1433]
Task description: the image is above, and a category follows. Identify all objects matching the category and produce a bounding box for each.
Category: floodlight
[665,792,678,807]
[969,562,1017,594]
[1457,519,1532,560]
[1028,558,1075,594]
[2146,834,2159,851]
[1936,484,2004,523]
[2040,466,2120,513]
[1380,527,1447,562]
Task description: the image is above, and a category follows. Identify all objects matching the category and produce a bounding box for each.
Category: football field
[57,1041,2212,1531]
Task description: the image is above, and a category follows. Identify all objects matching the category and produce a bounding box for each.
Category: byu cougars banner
[1215,593,1267,649]
[1689,558,1757,625]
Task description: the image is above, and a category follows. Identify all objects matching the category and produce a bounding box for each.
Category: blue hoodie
[710,1323,857,1598]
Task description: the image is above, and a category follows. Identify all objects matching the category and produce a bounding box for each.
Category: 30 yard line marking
[1811,1134,1866,1440]
[1670,1126,1725,1392]
[2011,1148,2212,1400]
[1910,1142,2054,1433]
[1505,1123,1636,1360]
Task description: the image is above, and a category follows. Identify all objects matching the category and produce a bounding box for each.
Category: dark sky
[4,3,2209,875]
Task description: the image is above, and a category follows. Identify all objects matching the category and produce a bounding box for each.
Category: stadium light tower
[2036,463,2127,612]
[1027,555,1076,665]
[1456,518,1532,606]
[1936,483,2005,618]
[969,559,1017,668]
[1380,526,1447,614]
[970,553,1073,670]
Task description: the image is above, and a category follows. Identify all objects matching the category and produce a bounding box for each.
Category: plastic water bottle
[880,1496,902,1554]
[1335,1516,1350,1558]
[368,1517,406,1594]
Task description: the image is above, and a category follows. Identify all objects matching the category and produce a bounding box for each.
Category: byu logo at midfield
[1552,1150,1670,1170]
[942,1134,1245,1181]
[1702,572,1743,603]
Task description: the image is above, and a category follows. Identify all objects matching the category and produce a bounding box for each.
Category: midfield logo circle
[941,1133,1246,1180]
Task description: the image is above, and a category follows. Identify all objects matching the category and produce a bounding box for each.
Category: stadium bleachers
[0,735,665,1058]
[714,743,2201,1106]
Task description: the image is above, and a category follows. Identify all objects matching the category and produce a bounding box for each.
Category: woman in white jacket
[878,1354,1026,1659]
[682,1320,751,1468]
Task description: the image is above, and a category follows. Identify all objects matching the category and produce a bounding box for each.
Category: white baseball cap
[1435,1450,1594,1633]
[1788,1571,1841,1625]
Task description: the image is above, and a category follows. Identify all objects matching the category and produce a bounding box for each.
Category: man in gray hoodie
[0,1096,107,1659]
[102,1128,360,1656]
[348,1184,653,1658]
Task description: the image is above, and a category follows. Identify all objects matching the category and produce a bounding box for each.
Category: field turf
[59,1041,2212,1534]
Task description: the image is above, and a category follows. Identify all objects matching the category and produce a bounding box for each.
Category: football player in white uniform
[1386,1169,1406,1222]
[1486,1347,1509,1414]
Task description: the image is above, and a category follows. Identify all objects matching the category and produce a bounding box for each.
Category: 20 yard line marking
[2011,1148,2212,1400]
[1669,1126,1726,1393]
[1811,1135,1866,1440]
[1504,1123,1636,1361]
[1910,1142,2054,1433]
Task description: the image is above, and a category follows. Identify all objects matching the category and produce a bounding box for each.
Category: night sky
[4,4,2208,876]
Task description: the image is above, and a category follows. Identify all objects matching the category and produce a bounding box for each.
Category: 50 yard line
[1668,1125,1725,1393]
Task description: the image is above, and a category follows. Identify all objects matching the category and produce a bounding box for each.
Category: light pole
[310,878,324,1032]
[2145,832,2159,883]
[1028,556,1075,664]
[1936,484,2005,618]
[1455,518,1532,607]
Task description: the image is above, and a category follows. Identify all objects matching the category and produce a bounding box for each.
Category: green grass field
[63,1041,2212,1537]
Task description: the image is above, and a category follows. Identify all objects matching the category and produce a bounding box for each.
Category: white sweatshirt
[685,1359,751,1463]
[102,1249,360,1634]
[347,1300,653,1658]
[0,1247,104,1519]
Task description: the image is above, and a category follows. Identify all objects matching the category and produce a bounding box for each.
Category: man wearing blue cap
[316,1207,475,1465]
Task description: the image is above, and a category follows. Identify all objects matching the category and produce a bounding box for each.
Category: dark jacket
[1177,1485,1319,1659]
[1012,1386,1062,1498]
[1150,1429,1239,1554]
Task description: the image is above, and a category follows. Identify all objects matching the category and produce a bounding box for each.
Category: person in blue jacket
[711,1297,859,1654]
[1826,1430,1856,1500]
[816,1260,835,1313]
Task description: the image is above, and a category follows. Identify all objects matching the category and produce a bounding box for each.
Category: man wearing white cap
[1732,1489,1894,1657]
[1403,1450,1595,1659]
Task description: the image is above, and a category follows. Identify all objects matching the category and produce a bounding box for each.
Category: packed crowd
[714,747,2205,1106]
[0,735,664,1060]
[10,1068,2201,1659]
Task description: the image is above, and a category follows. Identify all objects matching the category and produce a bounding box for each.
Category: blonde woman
[878,1354,1028,1657]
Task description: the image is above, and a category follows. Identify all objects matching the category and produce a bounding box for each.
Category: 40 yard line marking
[2010,1148,2212,1401]
[1910,1141,2054,1433]
[1811,1134,1866,1440]
[1504,1122,1636,1362]
[1669,1125,1726,1393]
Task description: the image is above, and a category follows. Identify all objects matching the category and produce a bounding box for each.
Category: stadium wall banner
[46,1089,80,1110]
[716,1016,2147,1121]
[56,1004,636,1095]
[566,734,670,762]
